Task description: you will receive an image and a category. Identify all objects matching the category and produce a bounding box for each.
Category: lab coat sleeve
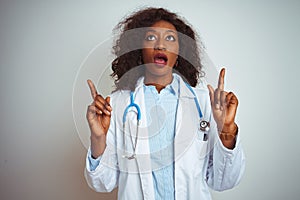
[206,126,246,191]
[84,115,119,192]
[87,151,102,171]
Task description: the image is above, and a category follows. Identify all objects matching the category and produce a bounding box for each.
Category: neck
[144,83,166,93]
[144,73,173,93]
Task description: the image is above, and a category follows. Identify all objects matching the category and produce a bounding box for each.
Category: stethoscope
[122,92,141,160]
[122,82,210,160]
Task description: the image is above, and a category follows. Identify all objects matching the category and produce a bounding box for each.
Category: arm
[84,115,119,192]
[206,124,245,191]
[206,68,245,190]
[84,80,119,192]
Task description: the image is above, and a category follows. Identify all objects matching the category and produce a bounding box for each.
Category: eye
[145,35,156,41]
[166,35,176,41]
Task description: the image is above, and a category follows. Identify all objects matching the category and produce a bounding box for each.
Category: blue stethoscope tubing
[184,83,210,133]
[122,82,210,159]
[122,92,141,123]
[184,83,203,119]
[122,91,141,159]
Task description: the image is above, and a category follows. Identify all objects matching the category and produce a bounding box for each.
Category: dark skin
[142,20,179,91]
[208,68,239,149]
[86,21,238,159]
[86,80,111,158]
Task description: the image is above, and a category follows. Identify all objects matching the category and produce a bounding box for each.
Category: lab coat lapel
[174,79,199,199]
[174,80,198,159]
[131,79,155,199]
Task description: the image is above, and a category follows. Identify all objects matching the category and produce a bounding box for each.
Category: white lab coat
[84,75,245,200]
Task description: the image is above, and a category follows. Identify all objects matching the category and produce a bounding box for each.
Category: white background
[0,0,299,199]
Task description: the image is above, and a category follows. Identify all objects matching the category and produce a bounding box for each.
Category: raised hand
[86,79,112,157]
[207,68,238,148]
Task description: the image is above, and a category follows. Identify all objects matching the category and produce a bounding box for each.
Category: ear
[138,55,143,65]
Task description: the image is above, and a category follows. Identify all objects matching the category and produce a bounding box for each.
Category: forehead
[146,20,177,33]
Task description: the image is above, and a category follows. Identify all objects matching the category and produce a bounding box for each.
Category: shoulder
[108,90,131,119]
[109,89,130,104]
[192,78,213,117]
[193,78,210,98]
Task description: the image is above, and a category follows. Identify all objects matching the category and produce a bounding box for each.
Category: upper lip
[154,53,168,62]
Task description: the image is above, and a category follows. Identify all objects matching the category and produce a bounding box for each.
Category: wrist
[219,123,238,135]
[218,123,238,149]
[90,134,106,158]
[90,133,106,140]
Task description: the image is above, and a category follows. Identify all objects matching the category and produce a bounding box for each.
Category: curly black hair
[111,7,203,91]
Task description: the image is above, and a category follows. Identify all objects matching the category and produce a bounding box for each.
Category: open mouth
[154,53,168,66]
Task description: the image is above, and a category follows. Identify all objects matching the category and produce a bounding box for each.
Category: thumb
[105,96,112,111]
[227,94,238,116]
[105,96,111,105]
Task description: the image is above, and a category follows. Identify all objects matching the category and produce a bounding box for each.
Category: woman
[85,7,245,200]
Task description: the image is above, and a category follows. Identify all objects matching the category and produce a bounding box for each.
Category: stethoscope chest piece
[199,120,210,132]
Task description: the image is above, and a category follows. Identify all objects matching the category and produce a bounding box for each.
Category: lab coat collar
[134,73,195,99]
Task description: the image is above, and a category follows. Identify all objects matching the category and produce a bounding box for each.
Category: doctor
[84,7,245,200]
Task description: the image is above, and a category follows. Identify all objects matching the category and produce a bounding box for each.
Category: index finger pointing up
[87,79,98,99]
[218,68,225,90]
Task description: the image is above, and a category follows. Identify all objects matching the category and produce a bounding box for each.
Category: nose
[154,38,166,51]
[154,46,166,51]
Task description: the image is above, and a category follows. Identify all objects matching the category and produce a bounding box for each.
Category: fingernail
[105,110,111,115]
[216,104,220,109]
[105,102,111,108]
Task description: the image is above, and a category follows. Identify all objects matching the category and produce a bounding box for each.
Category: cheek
[168,41,179,55]
[168,43,179,63]
[143,41,155,49]
[142,48,153,63]
[173,42,179,54]
[167,53,178,66]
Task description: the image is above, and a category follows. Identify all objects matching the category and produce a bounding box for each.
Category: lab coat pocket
[188,130,209,177]
[196,130,209,160]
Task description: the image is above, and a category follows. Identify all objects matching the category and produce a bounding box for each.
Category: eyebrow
[146,29,177,34]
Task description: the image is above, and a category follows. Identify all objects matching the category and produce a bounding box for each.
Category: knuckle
[94,95,100,101]
[95,101,104,110]
[96,94,103,100]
